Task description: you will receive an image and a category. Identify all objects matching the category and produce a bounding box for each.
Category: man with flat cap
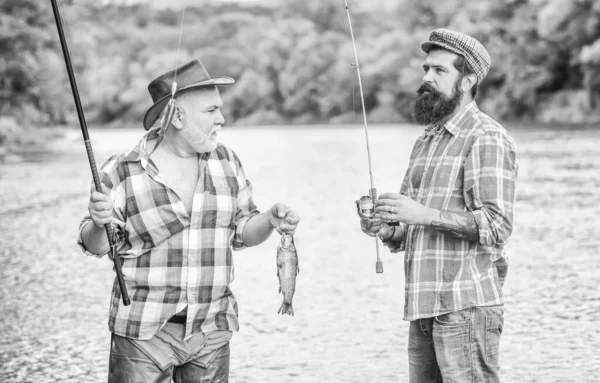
[359,29,519,382]
[77,58,299,382]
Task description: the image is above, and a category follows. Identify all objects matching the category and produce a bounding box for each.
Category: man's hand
[88,183,114,228]
[360,218,395,240]
[375,193,436,226]
[268,203,300,235]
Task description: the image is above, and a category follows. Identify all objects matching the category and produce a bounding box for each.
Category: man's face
[412,48,464,126]
[176,87,225,153]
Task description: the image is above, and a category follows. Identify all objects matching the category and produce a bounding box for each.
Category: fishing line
[149,5,186,156]
[172,7,185,87]
[57,0,73,49]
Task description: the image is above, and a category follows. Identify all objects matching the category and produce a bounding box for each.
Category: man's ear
[171,103,185,130]
[461,73,477,94]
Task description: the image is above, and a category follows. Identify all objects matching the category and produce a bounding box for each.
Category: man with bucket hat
[78,58,299,382]
[359,29,519,382]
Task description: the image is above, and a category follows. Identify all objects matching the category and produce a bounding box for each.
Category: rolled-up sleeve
[464,132,519,247]
[231,172,259,251]
[386,172,412,253]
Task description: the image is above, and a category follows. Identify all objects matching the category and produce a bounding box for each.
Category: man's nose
[422,69,434,84]
[215,110,225,125]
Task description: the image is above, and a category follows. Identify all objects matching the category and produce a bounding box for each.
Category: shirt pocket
[206,177,238,228]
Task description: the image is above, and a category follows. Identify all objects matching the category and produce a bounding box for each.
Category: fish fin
[278,286,281,294]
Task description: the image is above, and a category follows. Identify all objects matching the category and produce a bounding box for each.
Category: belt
[167,315,186,325]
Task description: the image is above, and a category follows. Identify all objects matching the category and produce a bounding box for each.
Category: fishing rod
[344,0,383,274]
[51,0,130,305]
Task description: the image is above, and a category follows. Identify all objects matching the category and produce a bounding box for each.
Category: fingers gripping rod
[344,0,382,273]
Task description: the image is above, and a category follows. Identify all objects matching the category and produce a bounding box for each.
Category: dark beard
[411,80,463,126]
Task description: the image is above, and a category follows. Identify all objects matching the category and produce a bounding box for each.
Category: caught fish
[276,233,299,316]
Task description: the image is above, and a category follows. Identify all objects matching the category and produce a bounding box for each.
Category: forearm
[80,221,110,254]
[426,209,479,242]
[241,212,275,247]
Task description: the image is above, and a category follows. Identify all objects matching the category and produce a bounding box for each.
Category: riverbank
[1,125,599,382]
[3,118,599,165]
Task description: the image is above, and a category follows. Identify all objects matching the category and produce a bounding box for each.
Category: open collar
[443,100,478,136]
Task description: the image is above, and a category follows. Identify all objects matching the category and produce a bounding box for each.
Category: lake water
[1,124,599,382]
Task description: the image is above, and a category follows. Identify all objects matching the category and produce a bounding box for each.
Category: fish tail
[278,302,294,316]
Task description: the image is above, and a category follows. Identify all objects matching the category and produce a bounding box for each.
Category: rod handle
[85,140,130,306]
[375,236,383,274]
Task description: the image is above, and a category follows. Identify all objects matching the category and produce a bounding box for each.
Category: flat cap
[421,28,491,83]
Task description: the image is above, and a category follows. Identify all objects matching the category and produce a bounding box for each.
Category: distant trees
[397,0,600,124]
[0,0,67,124]
[2,0,600,130]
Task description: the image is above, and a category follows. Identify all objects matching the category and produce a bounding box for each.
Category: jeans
[408,305,504,383]
[108,323,232,383]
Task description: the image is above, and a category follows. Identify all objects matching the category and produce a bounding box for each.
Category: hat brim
[143,77,235,130]
[421,41,467,58]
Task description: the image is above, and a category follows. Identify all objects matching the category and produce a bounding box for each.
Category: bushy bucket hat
[143,58,234,130]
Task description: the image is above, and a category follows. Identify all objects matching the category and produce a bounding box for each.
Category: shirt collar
[443,100,479,136]
[123,129,158,163]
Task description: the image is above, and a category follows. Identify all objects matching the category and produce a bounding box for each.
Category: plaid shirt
[395,101,518,321]
[77,129,259,340]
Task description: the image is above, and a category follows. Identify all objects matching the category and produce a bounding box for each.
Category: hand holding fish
[375,193,436,226]
[268,203,300,235]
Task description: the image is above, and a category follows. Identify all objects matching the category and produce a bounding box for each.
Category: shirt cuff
[77,220,110,258]
[472,209,492,246]
[231,210,260,250]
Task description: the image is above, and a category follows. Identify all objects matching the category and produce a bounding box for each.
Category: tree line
[1,0,599,135]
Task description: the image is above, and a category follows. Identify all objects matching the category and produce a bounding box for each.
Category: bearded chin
[412,87,463,126]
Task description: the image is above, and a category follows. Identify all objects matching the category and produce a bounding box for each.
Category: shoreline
[2,120,599,165]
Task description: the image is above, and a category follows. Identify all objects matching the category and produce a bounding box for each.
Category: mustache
[417,83,441,97]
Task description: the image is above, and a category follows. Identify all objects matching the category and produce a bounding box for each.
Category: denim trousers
[408,305,504,383]
[108,323,232,383]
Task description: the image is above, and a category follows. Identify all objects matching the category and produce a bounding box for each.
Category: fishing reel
[355,189,399,227]
[355,188,384,273]
[356,195,380,227]
[356,188,400,274]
